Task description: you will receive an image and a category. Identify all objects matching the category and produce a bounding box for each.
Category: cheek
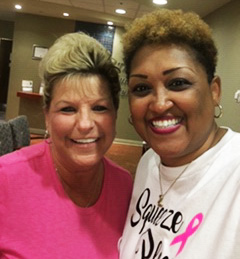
[105,116,117,133]
[49,116,74,136]
[96,112,117,135]
[183,94,214,131]
[192,91,213,117]
[129,99,146,118]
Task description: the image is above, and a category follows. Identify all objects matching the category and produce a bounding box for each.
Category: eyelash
[130,78,192,96]
[168,78,192,91]
[60,107,75,113]
[92,105,108,112]
[60,105,108,113]
[130,84,151,96]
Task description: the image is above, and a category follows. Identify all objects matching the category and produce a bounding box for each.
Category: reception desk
[17,91,43,100]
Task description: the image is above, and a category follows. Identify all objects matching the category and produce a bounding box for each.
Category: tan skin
[45,74,117,207]
[128,44,226,167]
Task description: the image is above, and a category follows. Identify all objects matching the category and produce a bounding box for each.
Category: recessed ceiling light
[115,9,126,14]
[153,0,167,5]
[63,12,69,17]
[107,21,113,25]
[15,4,22,10]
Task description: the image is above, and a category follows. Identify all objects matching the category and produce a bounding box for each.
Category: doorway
[0,38,12,121]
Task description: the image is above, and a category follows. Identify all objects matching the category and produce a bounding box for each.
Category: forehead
[53,74,111,99]
[131,44,199,71]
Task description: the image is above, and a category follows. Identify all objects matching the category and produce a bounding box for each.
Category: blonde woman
[0,32,133,258]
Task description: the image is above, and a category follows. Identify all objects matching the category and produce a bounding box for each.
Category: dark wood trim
[17,91,42,99]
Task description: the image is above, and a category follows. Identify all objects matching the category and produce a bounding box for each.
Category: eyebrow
[129,74,148,79]
[163,67,183,75]
[129,67,186,79]
[55,97,110,105]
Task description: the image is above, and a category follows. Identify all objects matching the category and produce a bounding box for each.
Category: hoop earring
[44,129,50,139]
[128,115,133,125]
[214,104,223,118]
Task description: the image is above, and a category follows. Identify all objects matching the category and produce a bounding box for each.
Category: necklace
[157,127,225,207]
[158,163,190,207]
[55,166,102,208]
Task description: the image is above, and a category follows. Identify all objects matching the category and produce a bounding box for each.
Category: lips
[71,138,98,144]
[151,118,181,129]
[150,117,182,134]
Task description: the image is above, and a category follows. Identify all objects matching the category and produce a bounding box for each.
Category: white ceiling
[0,0,232,27]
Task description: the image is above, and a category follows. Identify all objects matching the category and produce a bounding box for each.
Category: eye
[130,84,151,97]
[92,105,108,112]
[60,106,76,113]
[168,78,192,91]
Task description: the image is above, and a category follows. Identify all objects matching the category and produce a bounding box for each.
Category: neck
[52,153,104,207]
[57,163,104,207]
[161,125,226,167]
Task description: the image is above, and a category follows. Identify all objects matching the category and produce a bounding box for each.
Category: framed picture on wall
[32,45,48,60]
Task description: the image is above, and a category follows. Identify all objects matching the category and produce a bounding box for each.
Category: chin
[73,154,102,167]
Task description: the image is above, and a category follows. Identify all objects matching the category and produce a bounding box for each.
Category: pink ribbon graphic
[170,213,203,256]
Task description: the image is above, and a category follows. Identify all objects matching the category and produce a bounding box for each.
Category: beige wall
[6,13,75,131]
[3,13,141,142]
[112,27,142,142]
[0,20,14,39]
[205,0,240,132]
[6,0,239,142]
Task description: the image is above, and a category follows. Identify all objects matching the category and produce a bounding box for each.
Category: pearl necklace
[158,163,190,207]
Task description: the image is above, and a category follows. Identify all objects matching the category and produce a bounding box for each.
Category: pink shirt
[0,141,133,258]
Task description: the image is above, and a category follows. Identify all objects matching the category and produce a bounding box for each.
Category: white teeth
[152,118,180,128]
[74,138,97,144]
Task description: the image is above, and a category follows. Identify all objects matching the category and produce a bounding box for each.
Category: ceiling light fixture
[115,9,126,14]
[107,21,113,25]
[15,4,22,10]
[63,12,69,17]
[153,0,168,5]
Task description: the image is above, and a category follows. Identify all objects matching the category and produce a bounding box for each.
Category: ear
[210,76,221,105]
[43,108,50,132]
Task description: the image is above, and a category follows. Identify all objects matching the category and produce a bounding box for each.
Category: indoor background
[0,0,239,146]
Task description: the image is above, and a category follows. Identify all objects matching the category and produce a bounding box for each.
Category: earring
[128,115,133,125]
[44,129,50,139]
[214,104,223,118]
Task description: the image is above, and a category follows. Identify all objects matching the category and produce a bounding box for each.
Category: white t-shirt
[119,128,240,259]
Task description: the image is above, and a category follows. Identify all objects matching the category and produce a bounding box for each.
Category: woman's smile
[45,74,117,169]
[70,137,98,144]
[129,44,221,165]
[150,116,182,134]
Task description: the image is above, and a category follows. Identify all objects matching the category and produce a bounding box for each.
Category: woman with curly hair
[119,9,240,258]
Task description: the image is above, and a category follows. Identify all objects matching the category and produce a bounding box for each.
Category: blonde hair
[39,32,120,110]
[123,9,217,83]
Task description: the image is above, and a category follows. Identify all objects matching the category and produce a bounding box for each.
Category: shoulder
[132,148,159,189]
[104,156,131,174]
[103,157,133,185]
[219,127,240,150]
[137,148,159,171]
[0,141,49,172]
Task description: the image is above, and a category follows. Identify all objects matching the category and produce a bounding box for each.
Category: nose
[76,110,94,132]
[149,88,173,113]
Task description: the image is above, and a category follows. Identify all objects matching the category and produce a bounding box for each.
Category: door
[0,38,13,110]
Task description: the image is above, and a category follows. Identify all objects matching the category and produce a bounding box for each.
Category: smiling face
[128,44,221,166]
[45,74,117,171]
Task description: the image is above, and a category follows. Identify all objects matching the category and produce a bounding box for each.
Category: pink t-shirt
[0,141,133,258]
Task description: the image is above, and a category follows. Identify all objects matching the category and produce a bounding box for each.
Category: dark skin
[128,44,226,167]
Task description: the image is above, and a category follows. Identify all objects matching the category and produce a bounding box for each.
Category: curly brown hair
[122,9,217,83]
